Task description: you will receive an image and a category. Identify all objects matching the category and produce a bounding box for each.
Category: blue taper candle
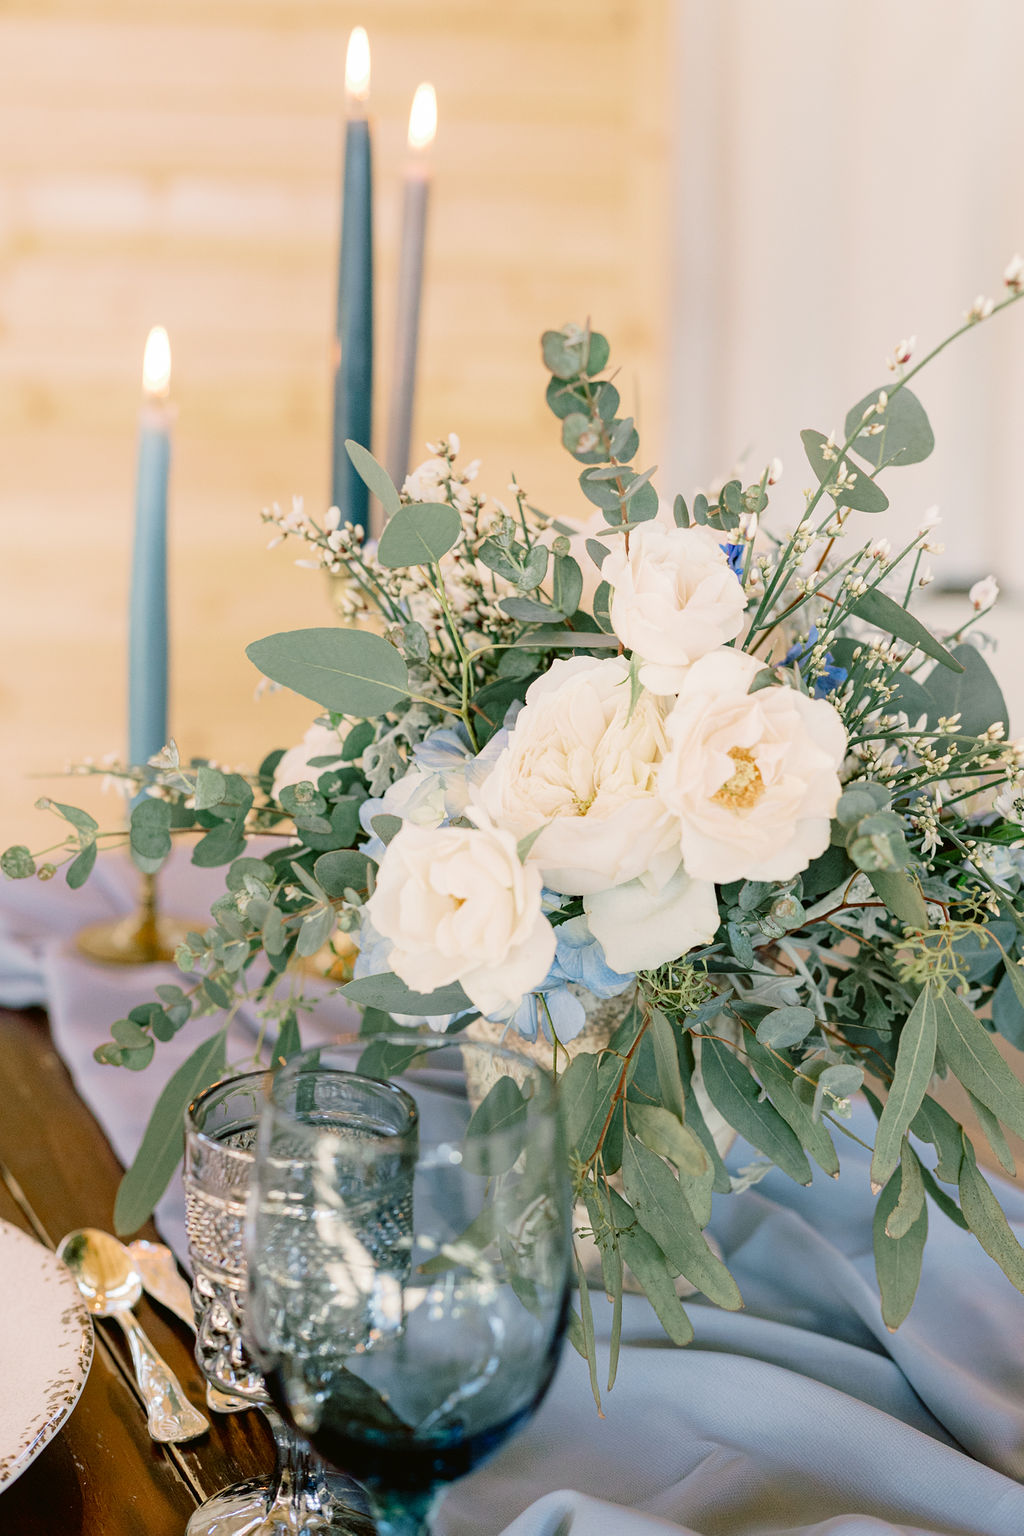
[128,326,172,768]
[386,82,436,494]
[331,26,373,533]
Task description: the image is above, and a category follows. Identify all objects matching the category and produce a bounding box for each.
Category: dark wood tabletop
[0,1005,278,1536]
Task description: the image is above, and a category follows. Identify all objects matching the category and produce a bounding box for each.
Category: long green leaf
[922,643,1009,738]
[910,1093,965,1184]
[871,985,937,1192]
[873,1161,928,1330]
[647,1008,684,1120]
[745,1037,839,1178]
[966,1089,1016,1176]
[341,972,471,1016]
[626,1104,707,1177]
[607,1187,693,1346]
[376,502,462,569]
[851,588,964,673]
[246,629,410,718]
[699,1037,812,1185]
[621,1134,742,1309]
[113,1029,228,1236]
[933,987,1024,1140]
[345,440,401,519]
[885,1138,925,1238]
[959,1135,1024,1292]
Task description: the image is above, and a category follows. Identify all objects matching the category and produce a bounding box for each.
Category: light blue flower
[499,915,634,1045]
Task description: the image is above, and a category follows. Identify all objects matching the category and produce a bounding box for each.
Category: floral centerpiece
[8,265,1024,1396]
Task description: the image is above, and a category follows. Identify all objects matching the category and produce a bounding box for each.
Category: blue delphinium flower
[720,542,745,580]
[782,625,848,700]
[505,914,634,1043]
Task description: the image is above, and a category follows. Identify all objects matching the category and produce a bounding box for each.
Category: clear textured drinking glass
[246,1035,573,1536]
[184,1070,411,1536]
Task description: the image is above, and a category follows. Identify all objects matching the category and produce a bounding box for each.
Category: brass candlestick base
[76,871,200,966]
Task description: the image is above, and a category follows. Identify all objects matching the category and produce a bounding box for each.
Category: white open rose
[364,822,555,1018]
[471,655,677,895]
[658,647,847,884]
[603,522,747,694]
[272,721,346,799]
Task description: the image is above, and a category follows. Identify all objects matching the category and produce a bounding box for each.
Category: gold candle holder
[76,870,199,966]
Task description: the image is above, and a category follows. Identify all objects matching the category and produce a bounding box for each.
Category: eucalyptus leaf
[800,429,890,512]
[313,849,374,897]
[911,1094,966,1184]
[850,588,964,672]
[607,1187,693,1346]
[622,1134,742,1309]
[933,986,1024,1140]
[873,1161,927,1330]
[1,845,35,879]
[867,869,929,929]
[376,502,462,569]
[756,1006,815,1050]
[66,841,98,889]
[342,972,471,1016]
[885,1139,925,1238]
[699,1038,812,1185]
[921,643,1009,738]
[463,1078,528,1176]
[195,765,227,811]
[871,985,938,1191]
[965,1088,1016,1176]
[247,629,410,718]
[113,1029,228,1235]
[345,440,401,519]
[959,1135,1024,1291]
[626,1103,707,1177]
[745,1037,839,1178]
[845,386,934,469]
[647,1007,684,1120]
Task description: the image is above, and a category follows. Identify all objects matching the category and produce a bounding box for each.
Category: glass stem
[263,1405,332,1522]
[371,1486,440,1536]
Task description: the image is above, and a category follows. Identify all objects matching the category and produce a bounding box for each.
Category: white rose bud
[365,822,555,1018]
[658,647,847,884]
[272,721,345,799]
[603,523,747,695]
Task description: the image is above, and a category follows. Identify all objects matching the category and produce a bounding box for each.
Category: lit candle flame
[142,326,171,399]
[345,27,371,106]
[407,82,437,152]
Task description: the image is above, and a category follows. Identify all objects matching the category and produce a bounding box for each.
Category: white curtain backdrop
[665,0,1024,595]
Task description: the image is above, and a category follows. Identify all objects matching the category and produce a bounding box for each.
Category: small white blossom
[767,457,783,485]
[868,537,891,561]
[324,506,342,531]
[965,295,995,323]
[969,574,999,611]
[917,564,934,588]
[1004,253,1024,293]
[916,505,942,536]
[887,337,916,370]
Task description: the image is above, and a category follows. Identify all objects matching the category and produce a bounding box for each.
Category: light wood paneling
[0,0,671,849]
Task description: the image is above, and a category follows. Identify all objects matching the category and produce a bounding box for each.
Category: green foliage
[345,440,401,519]
[845,386,934,469]
[113,1029,227,1236]
[246,628,410,717]
[376,503,462,568]
[800,429,890,512]
[1,845,36,879]
[850,588,964,672]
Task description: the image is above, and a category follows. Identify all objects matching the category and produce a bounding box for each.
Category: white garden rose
[364,822,555,1018]
[471,655,677,896]
[584,860,719,973]
[658,647,847,884]
[603,522,747,694]
[272,721,345,799]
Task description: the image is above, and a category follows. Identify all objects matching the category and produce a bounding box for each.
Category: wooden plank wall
[0,0,671,850]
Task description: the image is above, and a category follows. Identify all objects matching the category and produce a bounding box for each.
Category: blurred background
[2,0,1022,849]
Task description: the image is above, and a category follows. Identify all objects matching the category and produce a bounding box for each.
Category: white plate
[0,1217,93,1492]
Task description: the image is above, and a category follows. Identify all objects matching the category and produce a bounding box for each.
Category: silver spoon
[128,1239,249,1414]
[57,1227,209,1443]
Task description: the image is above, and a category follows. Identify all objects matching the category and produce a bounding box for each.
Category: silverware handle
[115,1314,209,1442]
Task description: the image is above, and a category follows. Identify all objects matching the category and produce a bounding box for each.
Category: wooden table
[0,1005,278,1536]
